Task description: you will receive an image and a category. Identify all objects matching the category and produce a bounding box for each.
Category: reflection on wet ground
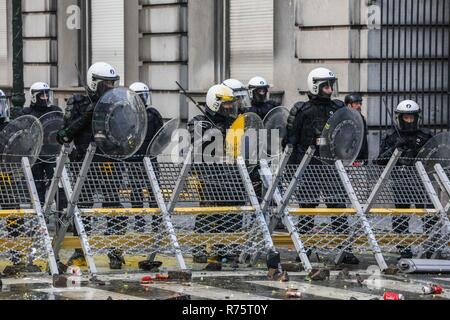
[1,269,450,300]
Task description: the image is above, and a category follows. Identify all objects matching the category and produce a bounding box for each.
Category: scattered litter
[281,263,303,272]
[308,268,330,281]
[204,262,222,271]
[141,276,153,284]
[354,274,364,287]
[155,274,169,281]
[336,268,351,280]
[384,265,399,275]
[267,269,289,282]
[422,285,443,295]
[286,288,302,298]
[67,266,82,276]
[168,270,192,282]
[383,292,405,300]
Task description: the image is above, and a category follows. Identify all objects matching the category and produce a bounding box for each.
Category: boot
[107,248,125,270]
[341,251,360,265]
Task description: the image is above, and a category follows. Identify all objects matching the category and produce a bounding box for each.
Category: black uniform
[188,112,242,259]
[246,100,279,120]
[284,94,348,235]
[20,104,62,203]
[128,106,163,234]
[377,128,436,249]
[356,113,369,164]
[60,93,127,265]
[131,107,164,162]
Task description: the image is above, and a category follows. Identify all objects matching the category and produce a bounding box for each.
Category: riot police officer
[128,82,164,271]
[21,82,62,203]
[129,82,164,162]
[57,62,126,269]
[345,93,369,164]
[187,84,241,263]
[377,100,434,259]
[247,76,279,119]
[222,79,252,115]
[284,67,359,264]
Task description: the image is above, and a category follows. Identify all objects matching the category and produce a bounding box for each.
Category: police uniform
[20,104,62,203]
[377,128,436,252]
[246,100,279,120]
[284,95,349,235]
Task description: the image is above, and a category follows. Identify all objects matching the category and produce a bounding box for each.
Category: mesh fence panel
[0,164,49,267]
[280,165,350,206]
[65,162,173,257]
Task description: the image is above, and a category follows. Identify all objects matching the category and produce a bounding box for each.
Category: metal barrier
[0,159,58,275]
[154,153,276,264]
[44,144,276,275]
[261,148,450,271]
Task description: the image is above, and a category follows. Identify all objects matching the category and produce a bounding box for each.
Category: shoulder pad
[267,100,280,108]
[189,115,208,125]
[287,101,307,132]
[332,99,345,108]
[20,107,32,115]
[146,107,162,118]
[67,94,89,106]
[50,105,63,112]
[419,128,432,136]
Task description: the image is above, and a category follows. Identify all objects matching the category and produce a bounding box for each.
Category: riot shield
[0,115,44,164]
[319,107,364,166]
[263,106,289,157]
[226,112,265,163]
[92,87,147,160]
[416,131,450,172]
[38,111,64,163]
[147,118,185,162]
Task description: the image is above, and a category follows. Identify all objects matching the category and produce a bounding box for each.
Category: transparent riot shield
[416,131,450,172]
[38,111,64,163]
[263,106,289,157]
[147,118,185,162]
[319,107,364,166]
[92,87,147,160]
[0,115,44,164]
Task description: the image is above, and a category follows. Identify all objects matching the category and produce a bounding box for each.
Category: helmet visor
[36,89,54,106]
[139,91,152,106]
[97,80,120,97]
[218,100,239,120]
[314,77,339,98]
[234,90,252,110]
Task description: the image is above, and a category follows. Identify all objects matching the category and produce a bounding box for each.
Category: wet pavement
[1,266,450,300]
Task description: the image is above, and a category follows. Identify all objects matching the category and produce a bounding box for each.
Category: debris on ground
[138,261,163,272]
[204,262,222,271]
[355,274,364,287]
[141,276,153,284]
[422,284,443,295]
[52,274,68,288]
[168,270,192,282]
[267,269,289,282]
[383,292,405,300]
[336,268,351,280]
[384,265,399,275]
[286,288,302,298]
[307,268,330,281]
[281,262,303,272]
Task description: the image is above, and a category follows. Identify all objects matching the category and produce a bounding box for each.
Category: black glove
[56,129,72,145]
[395,137,410,150]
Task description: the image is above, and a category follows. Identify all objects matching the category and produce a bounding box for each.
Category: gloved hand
[56,129,72,145]
[395,137,410,150]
